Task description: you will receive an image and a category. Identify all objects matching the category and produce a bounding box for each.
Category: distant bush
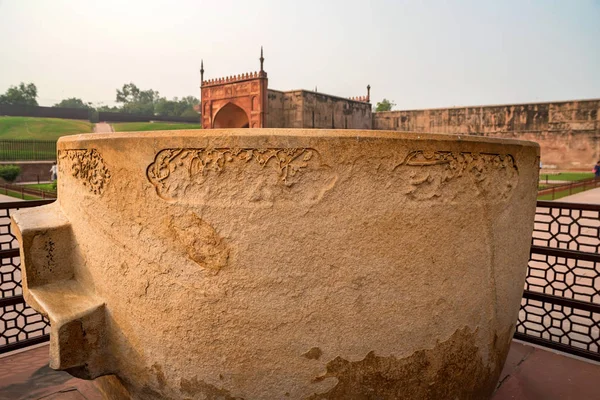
[0,165,21,183]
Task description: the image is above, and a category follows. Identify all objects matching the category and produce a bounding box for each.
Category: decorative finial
[200,60,204,84]
[315,86,318,92]
[367,84,371,102]
[260,46,264,72]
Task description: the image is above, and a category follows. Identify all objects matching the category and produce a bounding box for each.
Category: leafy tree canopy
[53,97,92,109]
[114,83,198,117]
[375,98,396,112]
[0,81,199,119]
[95,104,120,112]
[116,83,160,115]
[155,96,200,117]
[0,82,38,106]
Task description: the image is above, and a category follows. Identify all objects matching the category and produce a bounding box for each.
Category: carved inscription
[58,149,111,195]
[397,150,516,174]
[394,150,518,200]
[147,148,317,201]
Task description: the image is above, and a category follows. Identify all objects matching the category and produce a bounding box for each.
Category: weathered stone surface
[267,90,372,130]
[12,129,539,399]
[373,99,600,169]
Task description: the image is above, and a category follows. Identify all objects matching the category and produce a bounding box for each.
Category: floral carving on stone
[146,148,316,200]
[58,149,111,195]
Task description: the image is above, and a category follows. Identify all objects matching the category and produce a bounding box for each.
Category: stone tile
[0,345,103,400]
[494,343,600,400]
[497,341,536,384]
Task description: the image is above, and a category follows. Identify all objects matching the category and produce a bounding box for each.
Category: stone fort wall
[267,89,371,130]
[372,99,600,169]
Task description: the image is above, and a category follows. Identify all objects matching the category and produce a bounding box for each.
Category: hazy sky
[1,0,599,109]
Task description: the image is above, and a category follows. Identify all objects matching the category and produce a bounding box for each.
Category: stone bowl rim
[57,128,540,149]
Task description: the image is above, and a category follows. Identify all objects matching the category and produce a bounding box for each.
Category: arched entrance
[213,103,250,128]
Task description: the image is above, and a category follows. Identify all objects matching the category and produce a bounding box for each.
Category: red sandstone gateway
[200,48,372,130]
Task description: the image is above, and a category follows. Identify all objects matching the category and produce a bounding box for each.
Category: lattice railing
[516,201,600,361]
[0,200,53,354]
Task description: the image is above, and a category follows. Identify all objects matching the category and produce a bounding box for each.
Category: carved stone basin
[12,129,539,399]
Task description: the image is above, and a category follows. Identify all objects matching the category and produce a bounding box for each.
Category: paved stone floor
[559,186,600,204]
[493,341,600,399]
[0,341,598,399]
[0,194,22,203]
[93,122,113,134]
[0,345,102,400]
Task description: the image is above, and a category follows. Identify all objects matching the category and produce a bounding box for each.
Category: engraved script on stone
[58,149,111,195]
[394,150,518,200]
[146,148,328,203]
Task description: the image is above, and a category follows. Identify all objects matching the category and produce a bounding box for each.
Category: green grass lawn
[540,172,594,181]
[112,122,201,132]
[24,182,56,191]
[0,187,40,200]
[0,116,93,140]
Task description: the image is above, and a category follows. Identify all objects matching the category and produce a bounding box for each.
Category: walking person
[50,162,58,181]
[594,160,600,180]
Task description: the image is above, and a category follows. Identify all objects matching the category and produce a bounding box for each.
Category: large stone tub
[12,129,539,399]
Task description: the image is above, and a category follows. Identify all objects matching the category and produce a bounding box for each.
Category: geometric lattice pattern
[526,251,600,304]
[519,200,600,361]
[1,255,22,299]
[517,297,600,354]
[0,200,54,354]
[0,206,19,251]
[0,302,50,347]
[532,202,600,253]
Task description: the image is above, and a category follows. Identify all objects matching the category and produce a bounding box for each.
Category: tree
[155,96,199,117]
[116,83,159,115]
[180,96,199,107]
[375,98,395,112]
[95,103,120,112]
[178,96,199,117]
[0,82,38,106]
[154,97,178,117]
[180,107,200,118]
[53,97,92,109]
[111,82,199,117]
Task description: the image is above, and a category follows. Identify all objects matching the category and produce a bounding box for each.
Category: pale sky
[0,0,599,109]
